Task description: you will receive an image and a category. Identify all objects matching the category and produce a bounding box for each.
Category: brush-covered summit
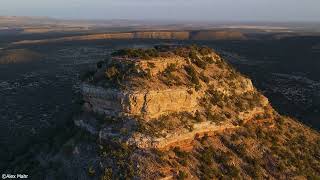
[64,45,319,179]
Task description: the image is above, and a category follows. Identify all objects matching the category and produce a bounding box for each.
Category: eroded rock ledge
[82,83,200,120]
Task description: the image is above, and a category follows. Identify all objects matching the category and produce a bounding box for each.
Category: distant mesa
[0,49,42,64]
[11,30,247,45]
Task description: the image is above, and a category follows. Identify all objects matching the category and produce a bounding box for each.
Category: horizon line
[1,15,320,25]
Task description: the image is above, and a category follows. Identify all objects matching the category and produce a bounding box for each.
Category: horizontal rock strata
[82,83,200,120]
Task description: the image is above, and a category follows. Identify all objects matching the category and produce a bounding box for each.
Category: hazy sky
[1,0,320,22]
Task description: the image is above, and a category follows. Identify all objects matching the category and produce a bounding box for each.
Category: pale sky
[1,0,320,22]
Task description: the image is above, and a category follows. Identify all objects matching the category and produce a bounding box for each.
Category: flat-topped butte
[82,46,262,121]
[78,45,271,150]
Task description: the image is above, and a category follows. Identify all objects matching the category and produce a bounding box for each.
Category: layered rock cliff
[12,30,246,45]
[78,45,269,149]
[61,45,319,179]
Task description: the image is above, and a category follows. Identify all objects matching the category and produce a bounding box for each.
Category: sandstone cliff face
[126,122,236,149]
[134,31,189,40]
[82,83,199,120]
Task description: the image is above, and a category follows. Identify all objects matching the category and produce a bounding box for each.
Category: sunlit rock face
[79,45,273,150]
[82,84,199,120]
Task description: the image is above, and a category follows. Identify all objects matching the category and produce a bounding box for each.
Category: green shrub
[189,50,199,60]
[147,62,156,68]
[173,147,189,159]
[111,48,159,59]
[161,63,182,86]
[174,47,189,58]
[145,48,160,57]
[200,164,220,179]
[165,63,177,73]
[194,111,202,122]
[207,89,224,104]
[216,60,224,69]
[200,133,209,144]
[199,46,213,56]
[105,66,119,79]
[101,168,113,180]
[200,146,215,165]
[243,164,263,179]
[178,158,188,166]
[223,164,240,177]
[200,72,210,83]
[88,166,96,177]
[204,111,224,124]
[177,170,188,180]
[224,112,232,119]
[184,65,200,88]
[277,117,285,125]
[192,58,207,69]
[205,56,215,64]
[212,149,232,164]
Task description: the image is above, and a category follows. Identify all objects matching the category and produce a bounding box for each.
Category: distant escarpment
[12,30,246,45]
[44,45,319,179]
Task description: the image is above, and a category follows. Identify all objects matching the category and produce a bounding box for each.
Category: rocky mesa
[41,45,319,180]
[79,45,267,149]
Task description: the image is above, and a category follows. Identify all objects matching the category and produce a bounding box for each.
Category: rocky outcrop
[134,56,187,76]
[82,83,200,120]
[111,55,188,76]
[99,121,237,150]
[134,31,189,40]
[78,45,273,153]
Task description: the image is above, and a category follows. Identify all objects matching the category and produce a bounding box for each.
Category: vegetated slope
[134,115,320,180]
[19,45,319,179]
[0,49,42,64]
